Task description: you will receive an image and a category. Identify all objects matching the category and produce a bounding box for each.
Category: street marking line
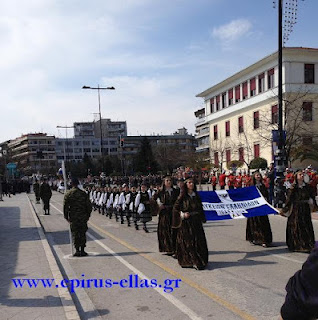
[26,195,81,320]
[87,232,203,320]
[88,222,256,320]
[50,203,202,320]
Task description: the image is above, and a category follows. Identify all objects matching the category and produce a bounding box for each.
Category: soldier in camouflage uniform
[39,178,52,215]
[33,179,40,204]
[64,177,92,257]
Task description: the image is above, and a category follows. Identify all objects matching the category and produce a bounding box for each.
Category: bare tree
[252,87,318,165]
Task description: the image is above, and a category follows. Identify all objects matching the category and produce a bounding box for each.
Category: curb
[27,195,81,320]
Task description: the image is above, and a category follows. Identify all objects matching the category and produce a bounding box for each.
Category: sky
[1,0,317,141]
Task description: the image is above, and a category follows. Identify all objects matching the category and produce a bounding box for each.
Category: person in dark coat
[172,178,208,270]
[246,171,273,247]
[64,177,92,257]
[39,178,52,215]
[153,176,179,255]
[280,170,317,253]
[281,242,318,320]
[33,179,40,204]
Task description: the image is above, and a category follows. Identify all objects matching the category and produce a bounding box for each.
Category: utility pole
[273,0,303,207]
[82,85,115,172]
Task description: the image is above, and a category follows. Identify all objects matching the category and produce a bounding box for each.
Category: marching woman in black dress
[154,176,179,255]
[246,171,273,247]
[172,178,208,270]
[280,170,316,253]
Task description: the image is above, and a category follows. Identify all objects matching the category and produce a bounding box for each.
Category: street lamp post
[82,85,115,171]
[273,0,303,208]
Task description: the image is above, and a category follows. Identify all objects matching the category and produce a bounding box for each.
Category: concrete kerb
[27,195,81,320]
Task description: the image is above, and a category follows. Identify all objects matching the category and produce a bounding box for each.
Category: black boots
[80,247,88,256]
[73,247,88,257]
[73,248,81,257]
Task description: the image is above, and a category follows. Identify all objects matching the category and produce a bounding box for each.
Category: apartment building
[195,47,318,170]
[7,133,56,174]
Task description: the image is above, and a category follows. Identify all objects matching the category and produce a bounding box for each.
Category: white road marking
[51,201,203,320]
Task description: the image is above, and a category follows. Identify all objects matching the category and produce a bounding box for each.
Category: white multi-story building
[7,133,56,174]
[195,47,318,170]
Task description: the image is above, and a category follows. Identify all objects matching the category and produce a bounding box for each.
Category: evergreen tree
[133,138,158,174]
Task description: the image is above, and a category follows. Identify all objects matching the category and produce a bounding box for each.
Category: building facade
[195,47,318,170]
[56,119,127,164]
[7,133,56,175]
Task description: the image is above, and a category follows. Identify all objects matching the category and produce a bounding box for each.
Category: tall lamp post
[82,85,115,172]
[274,0,303,207]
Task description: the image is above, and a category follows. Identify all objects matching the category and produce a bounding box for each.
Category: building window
[268,68,275,89]
[303,136,313,145]
[253,111,260,129]
[304,64,315,84]
[250,78,256,97]
[225,121,230,137]
[238,116,244,133]
[226,149,231,163]
[228,88,233,106]
[258,73,265,93]
[214,152,219,166]
[216,95,220,111]
[254,144,260,158]
[302,102,313,121]
[271,105,278,124]
[213,125,218,140]
[239,147,244,162]
[222,92,227,108]
[235,85,240,102]
[210,98,214,113]
[242,82,248,100]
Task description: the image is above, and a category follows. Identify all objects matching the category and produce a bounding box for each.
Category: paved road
[2,191,318,320]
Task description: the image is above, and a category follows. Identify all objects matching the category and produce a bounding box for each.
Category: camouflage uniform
[39,181,52,214]
[33,182,40,203]
[64,187,92,251]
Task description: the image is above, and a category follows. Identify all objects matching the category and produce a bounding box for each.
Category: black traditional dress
[154,187,179,254]
[281,183,316,252]
[172,192,208,269]
[246,183,273,246]
[281,243,318,319]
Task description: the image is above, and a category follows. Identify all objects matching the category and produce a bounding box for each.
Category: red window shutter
[216,95,220,103]
[259,73,264,79]
[272,105,278,113]
[254,111,259,129]
[225,121,230,136]
[239,147,244,161]
[243,82,248,96]
[213,125,218,139]
[254,144,260,158]
[235,85,240,99]
[250,78,256,90]
[226,149,231,163]
[214,152,219,166]
[268,68,274,76]
[228,88,233,99]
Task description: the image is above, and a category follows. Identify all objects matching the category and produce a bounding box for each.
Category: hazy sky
[1,0,317,141]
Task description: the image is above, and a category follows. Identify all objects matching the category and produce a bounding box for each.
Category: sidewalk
[0,193,78,320]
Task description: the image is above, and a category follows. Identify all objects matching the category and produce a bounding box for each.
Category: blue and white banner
[198,186,279,221]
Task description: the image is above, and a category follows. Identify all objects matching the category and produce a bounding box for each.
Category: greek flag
[198,186,279,221]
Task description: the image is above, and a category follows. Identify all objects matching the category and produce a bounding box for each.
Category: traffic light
[120,139,124,147]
